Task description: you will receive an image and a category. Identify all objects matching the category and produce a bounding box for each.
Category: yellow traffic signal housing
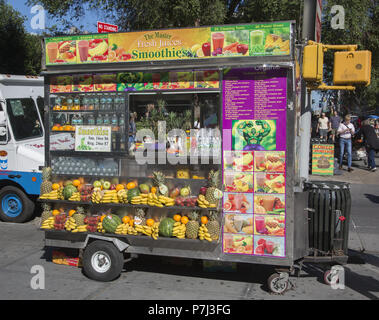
[333,50,372,86]
[302,44,324,82]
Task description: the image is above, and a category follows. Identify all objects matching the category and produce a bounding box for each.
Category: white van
[0,74,46,222]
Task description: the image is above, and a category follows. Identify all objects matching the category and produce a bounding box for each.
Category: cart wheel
[82,240,124,282]
[267,272,289,294]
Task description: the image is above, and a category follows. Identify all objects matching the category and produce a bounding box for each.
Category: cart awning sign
[44,22,291,65]
[75,126,111,152]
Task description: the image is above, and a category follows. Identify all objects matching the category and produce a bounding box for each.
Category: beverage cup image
[255,216,265,233]
[261,195,276,212]
[250,30,264,47]
[212,32,225,51]
[0,150,8,169]
[78,40,89,62]
[47,42,58,63]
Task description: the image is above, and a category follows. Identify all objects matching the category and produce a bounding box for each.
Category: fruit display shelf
[41,228,219,252]
[37,198,219,211]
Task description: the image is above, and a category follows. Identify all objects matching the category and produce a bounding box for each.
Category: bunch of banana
[158,195,175,207]
[65,216,77,231]
[40,217,54,229]
[151,222,159,240]
[97,221,106,233]
[117,189,128,203]
[198,223,212,242]
[115,223,128,235]
[57,187,64,200]
[101,190,118,203]
[127,225,139,235]
[68,192,81,201]
[197,195,217,208]
[147,193,164,207]
[172,222,186,239]
[134,224,154,236]
[71,225,88,233]
[91,188,102,204]
[130,194,148,205]
[40,190,59,200]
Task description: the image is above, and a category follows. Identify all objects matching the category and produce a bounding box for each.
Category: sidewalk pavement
[309,159,378,185]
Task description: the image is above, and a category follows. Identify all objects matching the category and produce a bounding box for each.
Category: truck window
[6,98,43,141]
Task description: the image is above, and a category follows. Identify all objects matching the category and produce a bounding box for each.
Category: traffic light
[302,43,324,82]
[333,50,372,86]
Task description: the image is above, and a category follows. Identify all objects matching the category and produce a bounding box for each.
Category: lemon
[191,44,201,52]
[196,48,204,57]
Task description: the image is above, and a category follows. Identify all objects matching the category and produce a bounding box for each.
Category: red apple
[202,42,211,56]
[200,187,207,195]
[237,44,249,55]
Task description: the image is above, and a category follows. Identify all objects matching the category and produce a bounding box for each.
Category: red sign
[97,21,118,33]
[315,0,322,42]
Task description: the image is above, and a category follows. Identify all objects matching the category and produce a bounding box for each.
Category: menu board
[45,22,291,66]
[222,67,287,258]
[311,144,334,175]
[75,126,112,152]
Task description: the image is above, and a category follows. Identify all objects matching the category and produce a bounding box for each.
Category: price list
[254,78,286,119]
[223,80,253,120]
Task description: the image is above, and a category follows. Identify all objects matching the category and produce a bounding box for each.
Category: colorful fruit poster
[76,34,109,63]
[50,75,74,93]
[194,70,220,89]
[311,144,335,175]
[221,67,287,258]
[45,36,77,65]
[93,73,117,91]
[72,74,94,92]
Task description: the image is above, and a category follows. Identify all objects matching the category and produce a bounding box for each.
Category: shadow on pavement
[363,194,379,204]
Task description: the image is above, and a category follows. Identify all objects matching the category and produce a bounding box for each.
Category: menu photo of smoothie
[249,24,290,56]
[210,29,249,57]
[77,37,109,63]
[224,172,254,193]
[254,214,285,236]
[224,214,253,235]
[223,233,253,255]
[46,40,76,64]
[254,235,285,257]
[223,193,253,213]
[223,151,254,172]
[254,172,285,194]
[254,151,285,172]
[254,194,285,215]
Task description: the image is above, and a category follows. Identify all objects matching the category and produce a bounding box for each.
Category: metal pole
[299,0,317,183]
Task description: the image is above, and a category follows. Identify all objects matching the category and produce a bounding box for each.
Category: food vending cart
[39,21,309,293]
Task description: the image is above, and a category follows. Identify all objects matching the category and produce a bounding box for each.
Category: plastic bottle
[103,113,110,125]
[96,114,103,125]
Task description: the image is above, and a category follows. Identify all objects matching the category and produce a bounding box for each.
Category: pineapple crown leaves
[208,210,219,221]
[208,169,220,188]
[188,211,199,221]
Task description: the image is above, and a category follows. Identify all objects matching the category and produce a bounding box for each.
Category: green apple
[103,181,111,190]
[93,180,102,188]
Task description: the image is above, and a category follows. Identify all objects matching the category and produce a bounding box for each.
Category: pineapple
[185,211,200,239]
[134,208,146,226]
[73,206,86,226]
[40,167,52,195]
[41,203,52,223]
[152,171,169,197]
[207,211,220,241]
[205,170,222,207]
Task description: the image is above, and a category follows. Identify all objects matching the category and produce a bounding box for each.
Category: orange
[122,216,130,224]
[52,209,60,216]
[151,187,157,194]
[180,216,189,225]
[72,179,81,187]
[128,219,134,226]
[100,214,106,222]
[108,50,117,62]
[173,214,181,222]
[52,126,58,131]
[116,184,124,191]
[52,183,60,190]
[146,219,155,227]
[126,182,136,190]
[200,216,208,224]
[68,209,76,217]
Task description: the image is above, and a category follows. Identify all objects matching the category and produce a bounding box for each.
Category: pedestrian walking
[337,114,355,172]
[357,119,379,172]
[329,110,341,143]
[317,112,329,140]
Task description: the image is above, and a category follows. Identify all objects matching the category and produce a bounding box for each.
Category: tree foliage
[0,0,42,75]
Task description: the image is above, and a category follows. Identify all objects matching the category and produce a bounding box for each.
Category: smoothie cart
[39,21,311,293]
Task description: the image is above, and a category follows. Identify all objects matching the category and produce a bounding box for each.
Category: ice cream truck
[0,74,74,222]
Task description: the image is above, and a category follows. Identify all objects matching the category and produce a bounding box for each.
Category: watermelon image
[102,214,122,233]
[159,217,175,237]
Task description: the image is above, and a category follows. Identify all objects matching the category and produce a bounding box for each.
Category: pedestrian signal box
[302,43,324,82]
[333,50,372,86]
